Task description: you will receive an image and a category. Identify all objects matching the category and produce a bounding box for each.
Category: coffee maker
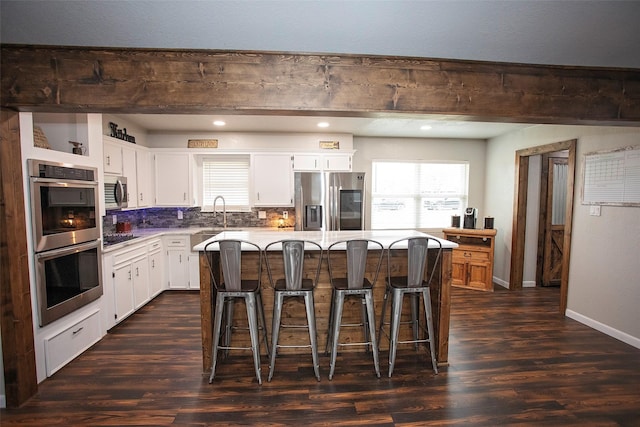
[463,207,477,229]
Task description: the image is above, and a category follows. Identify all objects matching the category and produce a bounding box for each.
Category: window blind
[202,155,250,210]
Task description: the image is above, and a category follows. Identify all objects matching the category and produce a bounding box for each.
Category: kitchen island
[194,229,457,374]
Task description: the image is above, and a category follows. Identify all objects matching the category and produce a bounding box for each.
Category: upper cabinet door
[292,154,321,171]
[323,154,352,171]
[292,153,352,171]
[103,139,123,175]
[252,154,293,207]
[136,149,152,207]
[154,153,192,206]
[122,145,138,209]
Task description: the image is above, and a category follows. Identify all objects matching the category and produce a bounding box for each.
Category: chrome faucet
[213,196,227,229]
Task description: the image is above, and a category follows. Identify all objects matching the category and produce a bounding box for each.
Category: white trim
[0,394,5,409]
[493,276,509,289]
[566,309,640,349]
[522,280,536,288]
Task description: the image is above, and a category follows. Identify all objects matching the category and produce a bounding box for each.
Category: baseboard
[493,276,509,288]
[565,309,640,350]
[1,394,6,409]
[522,280,536,288]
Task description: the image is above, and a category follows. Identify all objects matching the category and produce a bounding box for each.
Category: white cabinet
[323,154,352,171]
[252,154,293,206]
[165,235,191,289]
[122,144,138,208]
[292,153,352,171]
[104,136,153,208]
[148,239,164,298]
[132,257,150,309]
[44,310,102,377]
[155,152,192,206]
[136,149,152,207]
[103,138,123,174]
[189,250,201,290]
[292,154,321,171]
[109,243,151,325]
[112,261,135,322]
[103,238,166,329]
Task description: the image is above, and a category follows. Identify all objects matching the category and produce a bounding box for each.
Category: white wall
[486,125,640,347]
[353,136,487,233]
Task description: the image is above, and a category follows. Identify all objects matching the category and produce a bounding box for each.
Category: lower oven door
[35,240,103,326]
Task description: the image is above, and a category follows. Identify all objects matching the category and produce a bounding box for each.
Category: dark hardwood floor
[2,286,639,426]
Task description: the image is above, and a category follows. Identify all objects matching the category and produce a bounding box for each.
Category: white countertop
[192,229,457,251]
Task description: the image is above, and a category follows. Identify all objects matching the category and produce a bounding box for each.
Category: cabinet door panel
[122,145,138,208]
[468,262,492,291]
[113,264,134,322]
[253,154,293,206]
[103,140,123,175]
[149,249,164,297]
[155,153,191,206]
[132,257,149,309]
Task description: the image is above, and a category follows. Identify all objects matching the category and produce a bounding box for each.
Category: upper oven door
[30,178,100,252]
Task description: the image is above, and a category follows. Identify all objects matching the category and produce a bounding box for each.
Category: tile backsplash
[103,207,295,233]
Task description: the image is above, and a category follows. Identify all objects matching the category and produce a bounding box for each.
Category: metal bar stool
[264,239,323,381]
[378,236,442,377]
[204,239,270,384]
[325,239,384,380]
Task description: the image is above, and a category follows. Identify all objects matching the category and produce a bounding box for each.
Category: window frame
[370,160,469,230]
[198,154,251,212]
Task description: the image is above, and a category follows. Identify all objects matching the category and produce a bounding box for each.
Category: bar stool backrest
[346,240,369,289]
[328,239,384,290]
[265,239,323,291]
[204,239,262,292]
[389,237,443,288]
[282,240,304,290]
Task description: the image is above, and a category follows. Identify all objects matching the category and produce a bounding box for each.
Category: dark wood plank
[1,45,639,125]
[2,287,638,425]
[0,108,38,407]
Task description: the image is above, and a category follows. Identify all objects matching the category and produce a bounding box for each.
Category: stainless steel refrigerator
[294,172,366,231]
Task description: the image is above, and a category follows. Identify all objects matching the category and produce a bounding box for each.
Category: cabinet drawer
[113,244,147,265]
[148,238,162,252]
[165,236,187,248]
[44,310,101,376]
[454,249,490,262]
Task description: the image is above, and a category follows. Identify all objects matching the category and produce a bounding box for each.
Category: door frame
[509,139,576,313]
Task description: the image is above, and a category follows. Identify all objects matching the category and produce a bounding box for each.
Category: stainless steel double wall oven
[28,159,103,326]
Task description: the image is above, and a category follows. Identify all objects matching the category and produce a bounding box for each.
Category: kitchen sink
[190,228,244,247]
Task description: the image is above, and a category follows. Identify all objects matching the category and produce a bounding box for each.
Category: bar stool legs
[209,292,269,385]
[268,291,321,382]
[385,287,438,377]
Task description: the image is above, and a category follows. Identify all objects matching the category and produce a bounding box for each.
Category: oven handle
[35,239,100,260]
[31,177,98,186]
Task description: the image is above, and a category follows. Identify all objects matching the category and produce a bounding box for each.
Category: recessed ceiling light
[420,125,433,130]
[213,120,226,126]
[317,122,330,128]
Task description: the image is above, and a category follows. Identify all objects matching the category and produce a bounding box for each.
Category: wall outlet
[283,211,288,219]
[258,211,267,219]
[112,214,117,225]
[177,210,183,220]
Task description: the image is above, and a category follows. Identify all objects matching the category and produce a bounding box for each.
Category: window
[371,161,468,229]
[201,155,250,211]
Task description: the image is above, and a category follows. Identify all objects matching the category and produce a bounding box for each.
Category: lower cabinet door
[132,257,150,309]
[113,263,135,322]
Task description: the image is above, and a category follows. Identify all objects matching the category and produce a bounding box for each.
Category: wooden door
[540,157,568,287]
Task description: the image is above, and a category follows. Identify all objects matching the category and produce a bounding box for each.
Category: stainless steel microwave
[104,175,128,210]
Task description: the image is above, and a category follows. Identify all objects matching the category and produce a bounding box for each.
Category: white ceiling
[3,0,638,139]
[119,114,532,139]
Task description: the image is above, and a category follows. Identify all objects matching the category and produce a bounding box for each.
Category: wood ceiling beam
[2,45,639,125]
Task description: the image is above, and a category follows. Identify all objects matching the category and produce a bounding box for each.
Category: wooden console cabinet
[443,228,497,292]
